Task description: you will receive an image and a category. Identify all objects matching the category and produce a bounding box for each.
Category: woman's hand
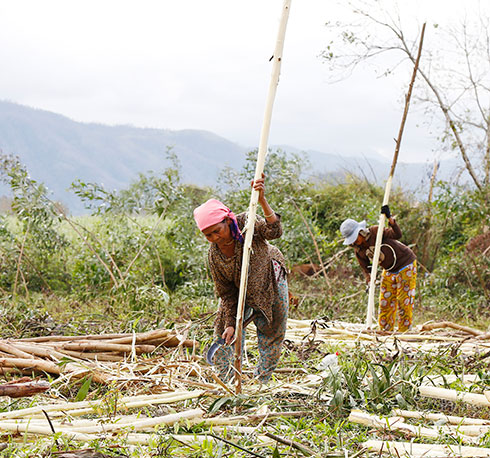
[251,173,277,222]
[251,173,266,204]
[222,326,235,345]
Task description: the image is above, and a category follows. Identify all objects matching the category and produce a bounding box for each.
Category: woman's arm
[253,173,278,224]
[383,217,402,239]
[250,173,283,240]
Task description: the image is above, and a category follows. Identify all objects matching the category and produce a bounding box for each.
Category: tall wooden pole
[234,0,292,393]
[366,23,426,327]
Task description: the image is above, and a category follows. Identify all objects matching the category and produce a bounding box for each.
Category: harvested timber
[15,328,194,348]
[197,410,308,426]
[422,373,479,387]
[0,378,50,398]
[0,422,95,441]
[123,432,275,447]
[0,328,199,385]
[394,409,490,425]
[57,341,155,354]
[0,409,205,436]
[19,333,129,342]
[348,410,476,444]
[420,321,483,336]
[0,357,61,374]
[57,350,125,362]
[363,439,490,457]
[264,431,320,457]
[419,385,490,407]
[0,389,205,420]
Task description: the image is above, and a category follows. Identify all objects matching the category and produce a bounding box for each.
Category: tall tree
[323,1,490,195]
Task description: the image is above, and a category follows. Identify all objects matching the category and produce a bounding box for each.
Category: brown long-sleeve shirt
[354,219,416,276]
[208,212,286,336]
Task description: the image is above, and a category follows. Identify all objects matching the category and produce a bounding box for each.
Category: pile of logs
[0,328,197,384]
[272,319,490,357]
[0,388,309,450]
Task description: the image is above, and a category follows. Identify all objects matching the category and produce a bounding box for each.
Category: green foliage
[0,148,488,333]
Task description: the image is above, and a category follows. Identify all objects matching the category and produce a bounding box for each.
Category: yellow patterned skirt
[378,260,417,332]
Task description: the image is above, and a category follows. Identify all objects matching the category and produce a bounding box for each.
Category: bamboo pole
[393,408,490,425]
[420,321,483,336]
[0,422,96,442]
[366,23,426,327]
[364,440,490,457]
[419,385,490,407]
[38,408,205,434]
[0,390,205,420]
[234,0,292,394]
[57,341,155,354]
[349,410,476,445]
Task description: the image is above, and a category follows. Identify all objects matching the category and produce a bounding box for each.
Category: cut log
[364,439,490,457]
[420,321,483,336]
[0,357,61,374]
[394,409,490,425]
[0,379,50,398]
[57,341,155,354]
[0,389,205,420]
[349,410,476,444]
[419,385,490,407]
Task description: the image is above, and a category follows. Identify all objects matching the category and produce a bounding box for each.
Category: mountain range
[0,100,461,213]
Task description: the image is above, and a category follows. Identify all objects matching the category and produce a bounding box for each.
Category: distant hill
[0,101,464,213]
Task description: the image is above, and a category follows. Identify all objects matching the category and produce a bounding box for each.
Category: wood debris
[0,328,198,385]
[0,377,50,398]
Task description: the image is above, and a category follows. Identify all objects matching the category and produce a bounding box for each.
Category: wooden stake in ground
[233,0,292,394]
[366,23,426,328]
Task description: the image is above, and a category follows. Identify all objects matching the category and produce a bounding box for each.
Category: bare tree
[323,0,490,194]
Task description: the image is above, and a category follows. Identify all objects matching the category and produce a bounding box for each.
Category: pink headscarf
[193,199,243,242]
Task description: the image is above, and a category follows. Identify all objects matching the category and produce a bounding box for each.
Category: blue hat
[340,219,366,245]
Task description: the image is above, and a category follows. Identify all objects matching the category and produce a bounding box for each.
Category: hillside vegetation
[0,150,487,335]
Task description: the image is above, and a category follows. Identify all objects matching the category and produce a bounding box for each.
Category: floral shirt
[208,212,286,336]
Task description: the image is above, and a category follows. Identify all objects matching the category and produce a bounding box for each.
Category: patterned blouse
[208,212,287,336]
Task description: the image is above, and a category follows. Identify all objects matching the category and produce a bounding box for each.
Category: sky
[0,0,487,165]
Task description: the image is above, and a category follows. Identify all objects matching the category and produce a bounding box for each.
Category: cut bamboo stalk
[19,333,129,342]
[196,410,308,426]
[0,421,96,441]
[420,321,483,336]
[0,357,61,374]
[394,409,490,425]
[0,390,205,420]
[234,0,292,394]
[57,341,155,354]
[349,410,475,444]
[123,432,275,447]
[55,408,204,433]
[109,328,173,344]
[0,342,37,359]
[0,367,30,376]
[422,373,479,386]
[366,23,426,327]
[419,385,490,407]
[457,424,490,437]
[9,342,68,361]
[363,439,490,457]
[58,349,125,362]
[0,424,104,444]
[146,337,197,348]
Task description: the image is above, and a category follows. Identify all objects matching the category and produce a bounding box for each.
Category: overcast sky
[0,0,486,164]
